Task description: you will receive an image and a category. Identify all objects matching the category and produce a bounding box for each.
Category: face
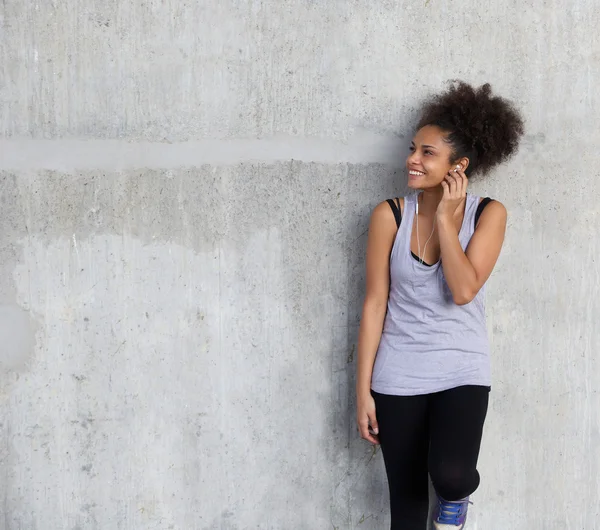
[406,125,467,189]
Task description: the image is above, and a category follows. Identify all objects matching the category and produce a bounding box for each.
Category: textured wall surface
[0,1,598,529]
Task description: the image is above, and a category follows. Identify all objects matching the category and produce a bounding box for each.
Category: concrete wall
[0,1,598,529]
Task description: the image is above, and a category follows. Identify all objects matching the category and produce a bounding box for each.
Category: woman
[356,81,524,529]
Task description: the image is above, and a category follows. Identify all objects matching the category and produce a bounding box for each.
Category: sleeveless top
[370,193,491,396]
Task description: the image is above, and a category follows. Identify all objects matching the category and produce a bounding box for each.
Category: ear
[454,157,470,172]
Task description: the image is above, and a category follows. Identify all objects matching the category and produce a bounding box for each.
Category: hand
[357,394,380,445]
[437,166,468,221]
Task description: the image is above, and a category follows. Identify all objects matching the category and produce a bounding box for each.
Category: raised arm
[437,170,507,305]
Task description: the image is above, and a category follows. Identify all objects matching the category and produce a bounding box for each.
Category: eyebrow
[411,142,438,150]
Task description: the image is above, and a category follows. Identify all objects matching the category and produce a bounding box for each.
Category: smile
[408,170,425,176]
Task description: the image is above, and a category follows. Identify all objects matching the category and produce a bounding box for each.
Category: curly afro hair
[417,80,524,177]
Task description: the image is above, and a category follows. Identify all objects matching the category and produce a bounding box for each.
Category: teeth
[409,171,424,175]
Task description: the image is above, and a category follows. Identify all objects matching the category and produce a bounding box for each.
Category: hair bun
[417,80,524,177]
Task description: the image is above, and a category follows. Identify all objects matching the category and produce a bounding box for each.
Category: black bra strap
[475,197,493,227]
[386,198,402,229]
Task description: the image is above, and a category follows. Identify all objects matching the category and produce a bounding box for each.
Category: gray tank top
[371,193,491,396]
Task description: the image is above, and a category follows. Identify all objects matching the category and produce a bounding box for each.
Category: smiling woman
[356,81,524,529]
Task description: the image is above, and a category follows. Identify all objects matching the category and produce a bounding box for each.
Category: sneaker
[432,495,472,529]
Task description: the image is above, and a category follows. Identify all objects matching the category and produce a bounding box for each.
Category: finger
[358,419,370,438]
[452,173,461,196]
[455,169,468,195]
[367,432,380,445]
[359,423,379,444]
[451,172,462,197]
[446,174,458,196]
[441,179,449,196]
[368,414,379,436]
[365,428,380,444]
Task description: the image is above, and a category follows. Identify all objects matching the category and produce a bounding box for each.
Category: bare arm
[438,200,507,305]
[356,200,398,443]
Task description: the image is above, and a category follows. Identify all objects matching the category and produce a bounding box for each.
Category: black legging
[372,385,490,530]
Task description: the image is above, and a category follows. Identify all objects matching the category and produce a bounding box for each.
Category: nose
[407,150,420,166]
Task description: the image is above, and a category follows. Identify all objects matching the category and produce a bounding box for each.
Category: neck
[418,186,444,215]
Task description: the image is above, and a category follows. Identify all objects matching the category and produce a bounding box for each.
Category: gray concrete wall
[0,1,598,529]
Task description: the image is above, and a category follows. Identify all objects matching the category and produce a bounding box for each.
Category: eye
[424,150,434,155]
[409,146,415,152]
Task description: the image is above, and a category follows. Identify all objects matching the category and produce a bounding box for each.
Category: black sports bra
[386,196,494,267]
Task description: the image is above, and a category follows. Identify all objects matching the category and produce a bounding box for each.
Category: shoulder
[371,197,405,221]
[372,199,395,218]
[368,198,404,240]
[475,198,507,230]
